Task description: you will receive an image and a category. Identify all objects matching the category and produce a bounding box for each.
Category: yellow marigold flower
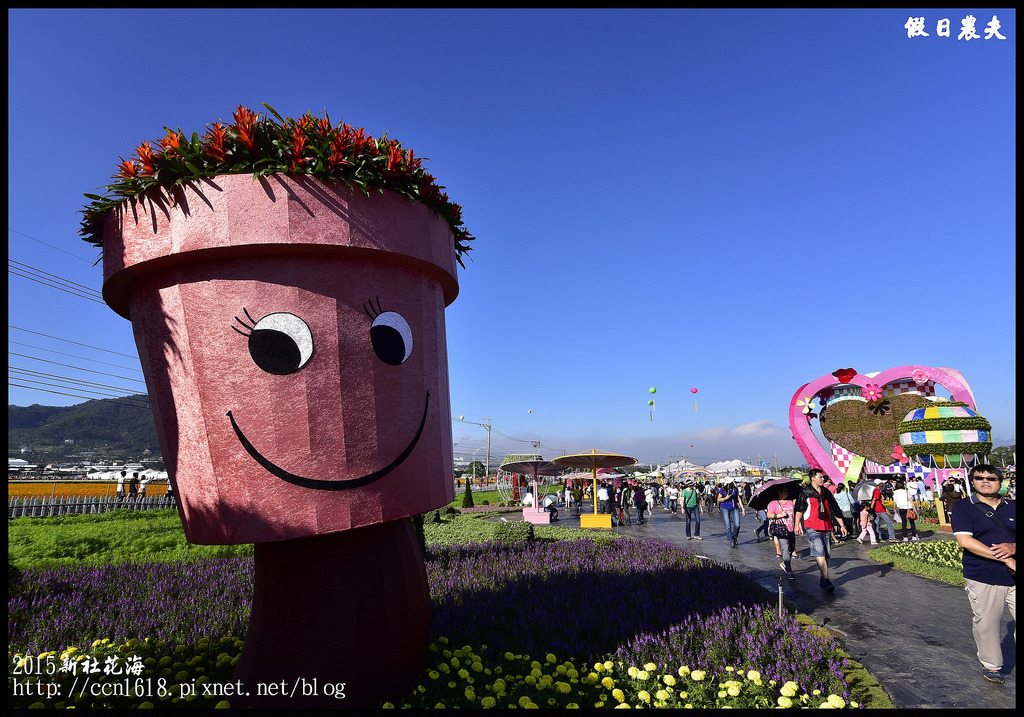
[568,669,579,680]
[472,661,483,673]
[504,652,515,661]
[567,704,579,709]
[434,703,446,709]
[382,702,395,709]
[587,673,599,684]
[546,654,557,664]
[556,682,571,694]
[778,696,793,708]
[663,674,676,686]
[458,669,469,680]
[727,683,741,697]
[638,690,651,703]
[656,689,669,701]
[604,661,615,671]
[746,670,761,682]
[464,687,476,701]
[627,666,639,678]
[601,676,615,690]
[614,704,631,709]
[480,697,496,709]
[813,689,822,696]
[519,696,532,708]
[780,681,799,697]
[594,662,605,673]
[450,657,460,668]
[428,671,440,680]
[644,662,657,672]
[827,695,846,708]
[637,670,649,680]
[725,666,734,672]
[493,678,507,691]
[556,664,567,675]
[612,689,625,703]
[718,690,727,699]
[678,665,691,677]
[691,670,705,682]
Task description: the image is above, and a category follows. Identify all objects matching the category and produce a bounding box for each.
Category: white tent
[705,459,758,474]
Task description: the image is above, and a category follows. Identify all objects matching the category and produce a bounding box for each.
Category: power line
[8,228,97,263]
[9,353,146,385]
[8,340,143,374]
[9,260,104,304]
[7,383,150,410]
[8,326,138,359]
[10,367,146,398]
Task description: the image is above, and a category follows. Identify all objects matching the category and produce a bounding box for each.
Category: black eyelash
[363,296,384,319]
[232,308,258,336]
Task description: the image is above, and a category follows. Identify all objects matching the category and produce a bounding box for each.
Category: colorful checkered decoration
[882,379,936,398]
[864,459,930,476]
[831,443,855,471]
[833,442,930,476]
[824,384,865,406]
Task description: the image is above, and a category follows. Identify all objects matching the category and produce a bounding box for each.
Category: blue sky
[8,9,1016,468]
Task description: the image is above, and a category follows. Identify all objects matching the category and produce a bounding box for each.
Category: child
[856,501,877,544]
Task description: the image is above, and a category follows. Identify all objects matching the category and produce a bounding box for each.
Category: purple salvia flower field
[9,535,849,700]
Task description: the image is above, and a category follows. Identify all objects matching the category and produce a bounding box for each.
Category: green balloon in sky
[648,400,654,406]
[649,387,657,394]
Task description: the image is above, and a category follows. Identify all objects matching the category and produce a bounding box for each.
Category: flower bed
[8,481,168,500]
[9,535,857,708]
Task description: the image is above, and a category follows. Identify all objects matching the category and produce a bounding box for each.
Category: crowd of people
[546,465,1014,685]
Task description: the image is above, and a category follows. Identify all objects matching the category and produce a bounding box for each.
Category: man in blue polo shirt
[951,464,1016,684]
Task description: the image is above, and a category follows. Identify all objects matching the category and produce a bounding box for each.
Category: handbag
[769,518,789,538]
[906,508,917,521]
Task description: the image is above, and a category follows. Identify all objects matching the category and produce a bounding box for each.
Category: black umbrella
[747,478,803,512]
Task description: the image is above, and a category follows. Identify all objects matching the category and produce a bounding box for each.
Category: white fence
[8,494,177,519]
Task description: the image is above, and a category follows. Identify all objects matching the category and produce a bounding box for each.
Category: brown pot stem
[233,518,430,708]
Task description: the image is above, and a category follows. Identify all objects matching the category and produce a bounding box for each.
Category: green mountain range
[9,395,160,463]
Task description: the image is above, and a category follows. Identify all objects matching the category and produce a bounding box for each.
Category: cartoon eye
[233,310,314,375]
[370,311,413,365]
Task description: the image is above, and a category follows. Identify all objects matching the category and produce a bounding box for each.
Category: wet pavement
[552,500,1015,709]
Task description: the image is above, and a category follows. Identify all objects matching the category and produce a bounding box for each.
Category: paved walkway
[552,500,1015,709]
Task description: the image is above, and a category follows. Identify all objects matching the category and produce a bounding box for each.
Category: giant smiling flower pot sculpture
[83,106,471,708]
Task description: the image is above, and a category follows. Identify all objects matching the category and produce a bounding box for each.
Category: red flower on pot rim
[80,103,474,267]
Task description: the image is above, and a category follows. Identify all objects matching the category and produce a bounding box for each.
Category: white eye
[248,312,314,375]
[370,311,413,365]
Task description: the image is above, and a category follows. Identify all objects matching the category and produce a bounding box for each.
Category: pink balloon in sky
[690,387,698,394]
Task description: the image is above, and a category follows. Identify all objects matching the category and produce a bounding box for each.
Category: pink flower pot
[102,173,458,544]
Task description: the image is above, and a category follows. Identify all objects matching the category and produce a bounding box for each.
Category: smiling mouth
[227,391,430,491]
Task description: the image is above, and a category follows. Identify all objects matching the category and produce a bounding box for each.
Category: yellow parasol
[552,449,637,529]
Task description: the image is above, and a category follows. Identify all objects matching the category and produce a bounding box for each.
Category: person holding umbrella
[749,477,802,570]
[795,469,849,592]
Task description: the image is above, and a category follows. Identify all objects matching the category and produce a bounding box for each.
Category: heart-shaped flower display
[789,365,978,485]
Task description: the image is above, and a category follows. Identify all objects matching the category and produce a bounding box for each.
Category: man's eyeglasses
[971,476,1001,483]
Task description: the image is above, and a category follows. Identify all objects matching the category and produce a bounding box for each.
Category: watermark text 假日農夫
[904,14,1008,40]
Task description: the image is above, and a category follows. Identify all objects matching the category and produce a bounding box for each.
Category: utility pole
[454,416,491,478]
